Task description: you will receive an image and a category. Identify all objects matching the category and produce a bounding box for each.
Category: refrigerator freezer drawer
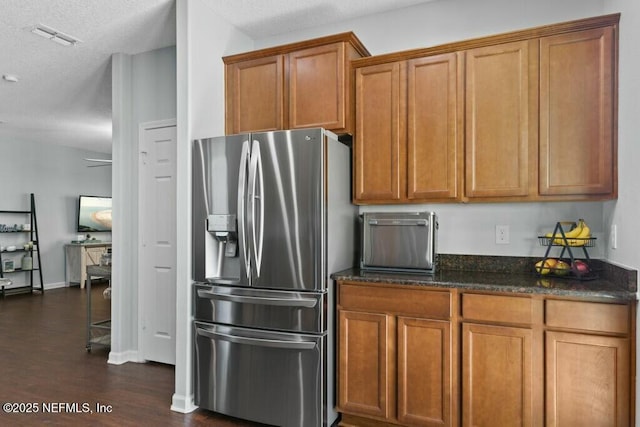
[193,283,326,334]
[194,322,329,427]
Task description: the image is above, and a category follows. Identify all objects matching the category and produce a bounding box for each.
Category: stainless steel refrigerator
[192,128,356,427]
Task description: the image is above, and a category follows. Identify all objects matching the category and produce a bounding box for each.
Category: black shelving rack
[0,193,44,296]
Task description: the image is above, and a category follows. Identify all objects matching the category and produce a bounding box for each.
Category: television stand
[64,242,111,288]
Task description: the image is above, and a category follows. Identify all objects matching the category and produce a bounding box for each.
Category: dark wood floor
[0,283,264,426]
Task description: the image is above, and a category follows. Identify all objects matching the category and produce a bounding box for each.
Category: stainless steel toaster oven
[360,211,437,274]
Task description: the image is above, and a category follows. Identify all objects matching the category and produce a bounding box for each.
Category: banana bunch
[544,219,591,246]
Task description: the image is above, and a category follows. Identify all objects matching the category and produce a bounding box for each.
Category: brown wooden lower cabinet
[337,280,635,427]
[462,323,533,427]
[338,310,395,419]
[338,311,452,427]
[398,317,451,426]
[338,282,454,426]
[546,331,630,427]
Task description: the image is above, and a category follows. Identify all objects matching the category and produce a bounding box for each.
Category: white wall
[602,1,640,271]
[257,0,606,55]
[602,0,640,419]
[111,45,176,364]
[172,0,253,412]
[0,139,111,288]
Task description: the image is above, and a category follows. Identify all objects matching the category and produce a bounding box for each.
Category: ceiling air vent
[31,24,82,47]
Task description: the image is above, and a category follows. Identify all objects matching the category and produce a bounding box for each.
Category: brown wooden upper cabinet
[539,26,616,197]
[224,33,369,135]
[351,13,619,204]
[354,53,463,203]
[354,62,405,202]
[465,40,537,199]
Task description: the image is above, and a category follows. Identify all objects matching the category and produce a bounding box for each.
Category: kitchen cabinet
[546,332,629,426]
[353,53,462,203]
[225,55,285,133]
[407,54,463,201]
[539,26,616,197]
[397,317,452,426]
[339,310,395,419]
[545,299,631,426]
[351,13,619,204]
[337,282,454,426]
[462,324,533,427]
[336,279,634,427]
[353,62,404,202]
[461,293,541,427]
[224,33,369,135]
[464,40,537,199]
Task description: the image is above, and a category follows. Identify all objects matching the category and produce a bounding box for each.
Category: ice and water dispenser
[198,213,241,283]
[207,214,237,257]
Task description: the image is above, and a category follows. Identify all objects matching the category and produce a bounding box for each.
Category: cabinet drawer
[338,282,451,319]
[462,294,532,325]
[546,300,630,334]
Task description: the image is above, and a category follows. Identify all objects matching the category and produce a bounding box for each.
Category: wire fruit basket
[535,221,597,280]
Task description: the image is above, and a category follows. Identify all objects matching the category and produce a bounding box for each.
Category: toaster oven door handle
[368,219,428,226]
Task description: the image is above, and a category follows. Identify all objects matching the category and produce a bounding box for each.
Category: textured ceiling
[0,0,176,154]
[208,0,437,39]
[0,0,435,154]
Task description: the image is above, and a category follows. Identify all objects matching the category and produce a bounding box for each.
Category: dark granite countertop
[332,255,638,303]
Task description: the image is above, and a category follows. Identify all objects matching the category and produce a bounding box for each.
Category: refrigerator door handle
[196,289,318,307]
[248,139,265,277]
[196,328,317,350]
[237,140,251,279]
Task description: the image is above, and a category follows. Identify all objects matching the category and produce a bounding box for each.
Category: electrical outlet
[611,224,617,249]
[496,225,510,244]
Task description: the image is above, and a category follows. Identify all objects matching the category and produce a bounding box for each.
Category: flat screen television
[77,195,112,232]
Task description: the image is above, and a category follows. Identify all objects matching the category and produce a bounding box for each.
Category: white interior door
[139,121,177,365]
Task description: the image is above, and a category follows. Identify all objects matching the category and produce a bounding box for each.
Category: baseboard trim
[44,281,67,290]
[108,350,140,365]
[171,393,197,413]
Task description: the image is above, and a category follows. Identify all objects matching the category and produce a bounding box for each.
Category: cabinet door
[354,62,405,203]
[289,42,346,131]
[338,310,395,420]
[463,323,533,427]
[397,317,452,427]
[85,247,105,266]
[65,245,82,284]
[407,53,462,201]
[546,331,629,427]
[539,27,615,197]
[465,41,536,198]
[225,55,285,134]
